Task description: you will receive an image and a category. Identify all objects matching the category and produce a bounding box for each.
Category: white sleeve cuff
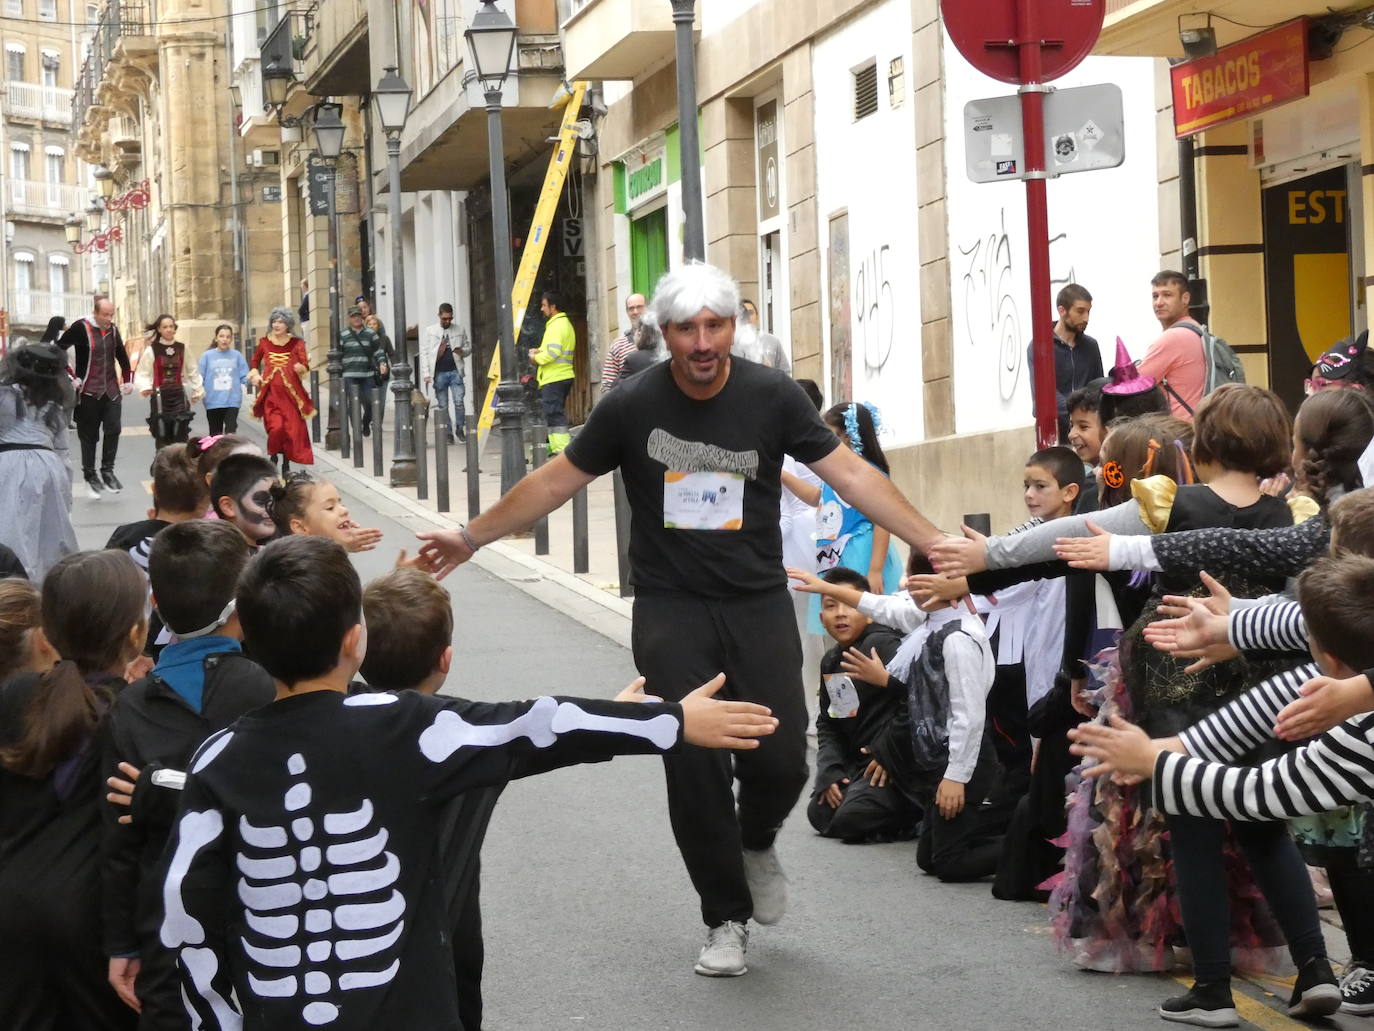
[1107,533,1162,572]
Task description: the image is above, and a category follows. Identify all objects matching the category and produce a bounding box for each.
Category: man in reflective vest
[529,289,577,454]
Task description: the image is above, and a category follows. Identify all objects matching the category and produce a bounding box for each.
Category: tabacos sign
[1171,19,1310,139]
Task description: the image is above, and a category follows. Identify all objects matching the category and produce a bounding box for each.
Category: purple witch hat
[1101,337,1155,395]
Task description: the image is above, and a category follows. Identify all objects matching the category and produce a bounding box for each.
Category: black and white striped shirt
[1179,661,1320,763]
[1157,713,1374,821]
[1229,599,1308,654]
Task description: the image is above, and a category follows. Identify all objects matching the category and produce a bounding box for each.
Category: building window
[41,50,59,89]
[49,256,68,296]
[86,3,98,29]
[4,0,23,16]
[10,144,30,183]
[45,149,62,204]
[7,47,25,82]
[14,255,34,306]
[38,0,55,20]
[852,61,879,121]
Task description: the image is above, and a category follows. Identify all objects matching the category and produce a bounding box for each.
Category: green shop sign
[627,155,665,204]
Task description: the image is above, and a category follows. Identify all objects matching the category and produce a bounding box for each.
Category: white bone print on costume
[234,753,404,1027]
[419,695,679,761]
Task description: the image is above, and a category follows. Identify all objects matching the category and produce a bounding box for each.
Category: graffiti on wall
[854,243,896,375]
[957,210,1024,402]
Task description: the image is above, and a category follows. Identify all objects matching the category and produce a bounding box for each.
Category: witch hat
[1101,337,1156,395]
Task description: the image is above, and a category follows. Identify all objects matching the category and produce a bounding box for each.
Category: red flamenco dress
[251,335,314,465]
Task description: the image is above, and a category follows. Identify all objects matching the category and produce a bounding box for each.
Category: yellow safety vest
[534,312,576,387]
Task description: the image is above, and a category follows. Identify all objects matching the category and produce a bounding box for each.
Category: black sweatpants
[205,407,239,435]
[912,746,1004,882]
[75,393,122,476]
[807,759,921,841]
[1168,812,1327,983]
[632,589,810,927]
[1324,848,1374,965]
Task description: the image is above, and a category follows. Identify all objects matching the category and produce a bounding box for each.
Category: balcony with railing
[72,1,158,157]
[297,0,369,97]
[7,179,88,221]
[4,82,76,124]
[8,291,92,328]
[558,0,696,81]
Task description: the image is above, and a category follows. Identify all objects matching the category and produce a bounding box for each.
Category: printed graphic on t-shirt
[646,428,759,479]
[663,471,745,530]
[824,673,860,718]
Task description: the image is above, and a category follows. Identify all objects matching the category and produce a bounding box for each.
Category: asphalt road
[66,401,1356,1031]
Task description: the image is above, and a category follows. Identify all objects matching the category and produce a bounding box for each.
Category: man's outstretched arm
[809,444,943,555]
[416,455,597,577]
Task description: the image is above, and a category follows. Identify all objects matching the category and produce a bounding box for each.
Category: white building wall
[942,45,1162,436]
[812,0,922,443]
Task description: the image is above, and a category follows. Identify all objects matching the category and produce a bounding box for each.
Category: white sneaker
[694,920,748,977]
[743,846,788,925]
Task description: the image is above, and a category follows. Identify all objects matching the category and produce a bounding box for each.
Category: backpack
[1162,322,1246,415]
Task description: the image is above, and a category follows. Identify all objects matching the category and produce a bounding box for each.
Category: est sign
[1171,19,1310,138]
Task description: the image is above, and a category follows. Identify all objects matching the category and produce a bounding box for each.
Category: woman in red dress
[248,307,314,472]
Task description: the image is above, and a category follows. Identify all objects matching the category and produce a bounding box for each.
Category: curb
[237,412,634,650]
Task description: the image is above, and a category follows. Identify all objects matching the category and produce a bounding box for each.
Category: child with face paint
[208,454,280,545]
[266,472,384,554]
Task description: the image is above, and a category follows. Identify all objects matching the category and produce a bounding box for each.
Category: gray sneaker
[694,920,748,977]
[743,846,788,925]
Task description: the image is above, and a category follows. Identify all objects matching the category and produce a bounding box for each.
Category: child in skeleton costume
[136,315,204,449]
[160,536,777,1031]
[209,454,281,547]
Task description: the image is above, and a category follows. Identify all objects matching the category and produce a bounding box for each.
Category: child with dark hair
[0,550,146,1030]
[209,453,280,544]
[1066,381,1107,513]
[160,536,779,1029]
[0,577,57,686]
[102,520,275,1024]
[190,432,260,490]
[806,567,915,843]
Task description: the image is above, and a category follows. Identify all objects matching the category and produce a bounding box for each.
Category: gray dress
[0,384,76,579]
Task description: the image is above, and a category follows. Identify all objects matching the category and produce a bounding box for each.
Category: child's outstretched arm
[787,566,860,606]
[1276,670,1374,741]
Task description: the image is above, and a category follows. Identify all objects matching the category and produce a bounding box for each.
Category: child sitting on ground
[159,535,778,1031]
[208,453,280,545]
[102,521,275,1022]
[807,567,918,843]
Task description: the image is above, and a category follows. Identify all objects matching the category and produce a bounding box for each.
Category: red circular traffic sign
[941,0,1105,85]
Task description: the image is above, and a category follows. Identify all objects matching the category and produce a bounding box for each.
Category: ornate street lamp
[263,58,292,109]
[466,0,525,494]
[312,101,348,453]
[373,66,417,486]
[94,165,115,200]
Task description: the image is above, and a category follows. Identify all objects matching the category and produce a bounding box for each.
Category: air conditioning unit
[249,149,281,169]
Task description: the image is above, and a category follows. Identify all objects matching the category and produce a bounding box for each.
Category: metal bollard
[339,381,351,460]
[465,413,480,519]
[962,512,993,537]
[414,407,429,501]
[351,384,365,469]
[531,428,549,555]
[434,409,450,513]
[612,468,633,598]
[310,371,321,443]
[371,382,384,477]
[572,486,589,574]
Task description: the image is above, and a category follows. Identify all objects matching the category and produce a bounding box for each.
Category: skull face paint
[233,476,277,541]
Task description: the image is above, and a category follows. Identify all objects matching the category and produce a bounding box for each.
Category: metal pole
[465,412,481,519]
[612,468,632,598]
[434,409,450,512]
[531,431,549,555]
[1016,0,1057,450]
[325,161,345,450]
[351,383,364,468]
[485,90,527,495]
[310,370,321,443]
[572,486,589,574]
[414,406,429,501]
[372,381,384,475]
[386,132,418,486]
[1177,136,1211,326]
[670,0,704,262]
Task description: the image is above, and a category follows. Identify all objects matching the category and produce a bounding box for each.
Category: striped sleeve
[1229,600,1308,654]
[1157,714,1374,821]
[1179,662,1320,763]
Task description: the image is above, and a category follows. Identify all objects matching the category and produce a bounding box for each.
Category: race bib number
[663,471,745,530]
[824,673,860,719]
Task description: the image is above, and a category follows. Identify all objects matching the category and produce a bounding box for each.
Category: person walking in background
[529,289,576,454]
[1026,283,1100,442]
[365,313,396,430]
[135,314,203,449]
[199,323,249,435]
[421,302,471,443]
[59,295,133,498]
[738,299,791,373]
[39,315,65,345]
[340,305,388,438]
[601,292,646,394]
[248,306,314,473]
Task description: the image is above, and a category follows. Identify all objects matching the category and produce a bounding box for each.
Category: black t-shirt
[563,357,838,596]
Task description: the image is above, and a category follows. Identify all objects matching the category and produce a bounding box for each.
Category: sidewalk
[237,391,635,648]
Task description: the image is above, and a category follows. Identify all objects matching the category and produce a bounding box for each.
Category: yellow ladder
[477,80,589,440]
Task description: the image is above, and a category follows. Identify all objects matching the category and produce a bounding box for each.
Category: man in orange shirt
[1137,270,1206,420]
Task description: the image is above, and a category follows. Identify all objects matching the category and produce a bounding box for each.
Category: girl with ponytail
[0,550,147,1028]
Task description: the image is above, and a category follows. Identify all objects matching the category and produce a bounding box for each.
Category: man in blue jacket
[1026,283,1101,443]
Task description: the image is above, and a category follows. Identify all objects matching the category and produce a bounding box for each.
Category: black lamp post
[669,0,704,261]
[373,65,417,487]
[312,101,347,450]
[466,0,525,495]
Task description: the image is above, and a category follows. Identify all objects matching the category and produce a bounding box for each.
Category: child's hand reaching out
[1067,716,1168,780]
[840,646,889,686]
[786,567,826,593]
[614,676,663,703]
[339,521,384,553]
[1053,521,1113,570]
[928,525,989,577]
[679,674,779,749]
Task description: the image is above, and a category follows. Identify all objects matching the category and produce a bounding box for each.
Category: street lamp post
[373,66,417,487]
[312,102,347,451]
[669,0,704,261]
[466,0,525,495]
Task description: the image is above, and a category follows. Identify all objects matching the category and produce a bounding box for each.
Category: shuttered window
[853,61,878,121]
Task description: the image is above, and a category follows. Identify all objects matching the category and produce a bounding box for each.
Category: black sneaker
[1341,964,1374,1015]
[447,432,457,445]
[84,473,103,499]
[1159,981,1238,1028]
[101,470,123,493]
[362,421,371,438]
[1289,956,1341,1017]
